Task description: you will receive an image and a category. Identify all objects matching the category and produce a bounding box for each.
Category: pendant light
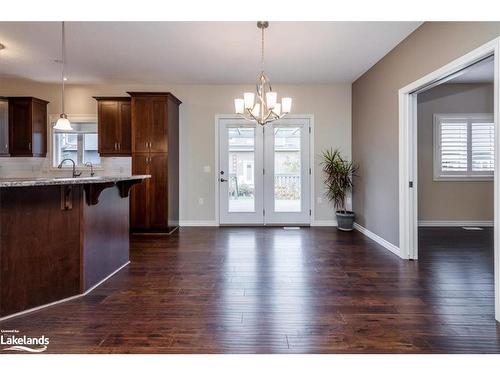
[53,21,72,131]
[234,21,292,126]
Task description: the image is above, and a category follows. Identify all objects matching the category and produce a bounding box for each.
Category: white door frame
[215,114,315,226]
[398,37,500,322]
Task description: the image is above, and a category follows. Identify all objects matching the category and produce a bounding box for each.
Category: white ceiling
[448,57,494,83]
[0,21,422,84]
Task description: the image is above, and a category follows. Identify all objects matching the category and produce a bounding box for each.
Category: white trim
[179,220,219,227]
[311,220,337,227]
[398,37,500,322]
[0,261,130,322]
[353,223,401,257]
[214,114,315,226]
[418,220,494,227]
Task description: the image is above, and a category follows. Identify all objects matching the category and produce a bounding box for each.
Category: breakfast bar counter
[0,175,150,320]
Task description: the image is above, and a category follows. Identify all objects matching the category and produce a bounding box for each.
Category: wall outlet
[198,197,204,205]
[203,165,211,173]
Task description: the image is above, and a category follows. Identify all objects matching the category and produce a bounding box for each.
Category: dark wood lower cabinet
[0,184,131,318]
[130,153,169,232]
[130,154,149,230]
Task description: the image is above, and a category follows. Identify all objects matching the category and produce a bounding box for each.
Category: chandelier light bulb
[281,97,292,114]
[266,92,277,109]
[251,103,261,117]
[273,103,281,116]
[234,99,245,114]
[244,92,255,109]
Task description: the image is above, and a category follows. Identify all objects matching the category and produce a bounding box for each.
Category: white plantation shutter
[471,122,495,172]
[434,114,494,179]
[440,122,468,172]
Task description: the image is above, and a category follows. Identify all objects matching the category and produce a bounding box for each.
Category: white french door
[218,117,311,225]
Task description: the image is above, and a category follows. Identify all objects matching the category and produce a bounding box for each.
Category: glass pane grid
[228,128,255,213]
[274,127,301,212]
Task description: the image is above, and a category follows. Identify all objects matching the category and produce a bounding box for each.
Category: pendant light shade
[54,22,72,131]
[54,114,72,131]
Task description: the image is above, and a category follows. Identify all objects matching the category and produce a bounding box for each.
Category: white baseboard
[179,220,219,227]
[0,261,130,322]
[311,220,338,227]
[353,222,401,258]
[418,220,494,227]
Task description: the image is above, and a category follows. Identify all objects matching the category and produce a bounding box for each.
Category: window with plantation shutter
[434,114,494,180]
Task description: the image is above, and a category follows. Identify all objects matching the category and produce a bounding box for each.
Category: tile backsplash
[0,157,132,178]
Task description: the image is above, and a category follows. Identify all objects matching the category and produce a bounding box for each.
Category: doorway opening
[398,38,500,321]
[215,115,313,226]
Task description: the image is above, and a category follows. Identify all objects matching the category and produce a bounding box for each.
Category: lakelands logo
[1,330,49,353]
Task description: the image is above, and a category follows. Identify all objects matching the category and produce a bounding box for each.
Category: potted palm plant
[321,148,358,231]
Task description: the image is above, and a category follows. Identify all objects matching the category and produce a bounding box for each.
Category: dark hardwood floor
[1,226,499,353]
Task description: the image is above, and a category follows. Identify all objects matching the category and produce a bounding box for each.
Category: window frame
[433,113,494,181]
[49,114,103,171]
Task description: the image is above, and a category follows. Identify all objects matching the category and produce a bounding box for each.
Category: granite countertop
[0,175,151,188]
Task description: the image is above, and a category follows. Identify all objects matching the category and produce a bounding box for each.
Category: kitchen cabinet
[128,92,181,233]
[8,97,49,157]
[0,99,8,156]
[94,97,131,156]
[130,153,168,231]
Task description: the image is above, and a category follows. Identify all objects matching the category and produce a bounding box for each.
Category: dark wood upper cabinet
[94,97,131,156]
[128,92,181,233]
[8,97,49,157]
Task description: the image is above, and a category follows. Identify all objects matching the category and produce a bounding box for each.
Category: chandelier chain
[261,25,264,72]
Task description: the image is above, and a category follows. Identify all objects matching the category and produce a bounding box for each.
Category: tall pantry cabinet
[128,92,181,233]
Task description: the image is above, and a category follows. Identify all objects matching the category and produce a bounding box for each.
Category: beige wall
[352,22,500,247]
[0,78,351,223]
[417,83,494,222]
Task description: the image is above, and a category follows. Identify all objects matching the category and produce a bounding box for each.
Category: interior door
[219,119,264,224]
[264,119,311,224]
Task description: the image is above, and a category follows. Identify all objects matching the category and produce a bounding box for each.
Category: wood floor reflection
[1,227,499,353]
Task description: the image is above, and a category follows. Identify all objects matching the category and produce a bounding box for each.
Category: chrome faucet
[58,159,82,178]
[85,162,95,177]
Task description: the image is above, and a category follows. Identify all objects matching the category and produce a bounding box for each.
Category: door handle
[220,178,228,182]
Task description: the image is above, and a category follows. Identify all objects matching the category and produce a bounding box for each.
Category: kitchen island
[0,175,149,320]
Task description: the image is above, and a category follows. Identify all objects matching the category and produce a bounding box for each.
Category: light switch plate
[198,197,204,205]
[203,166,211,173]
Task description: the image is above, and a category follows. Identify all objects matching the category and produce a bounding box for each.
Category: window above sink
[50,114,101,169]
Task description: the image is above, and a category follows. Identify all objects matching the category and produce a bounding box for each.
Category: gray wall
[352,22,500,247]
[417,83,494,222]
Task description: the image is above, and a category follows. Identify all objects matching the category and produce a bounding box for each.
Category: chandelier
[234,21,292,126]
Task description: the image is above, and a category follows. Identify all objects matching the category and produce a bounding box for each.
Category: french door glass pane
[274,127,301,212]
[228,127,255,212]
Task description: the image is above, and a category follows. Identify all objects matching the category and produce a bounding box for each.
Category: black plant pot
[336,210,355,231]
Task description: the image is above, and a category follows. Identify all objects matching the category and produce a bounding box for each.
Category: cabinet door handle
[118,142,121,150]
[149,141,152,149]
[145,141,148,149]
[28,142,31,151]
